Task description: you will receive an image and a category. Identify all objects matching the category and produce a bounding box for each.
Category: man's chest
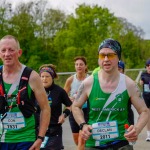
[3,73,19,84]
[100,82,118,93]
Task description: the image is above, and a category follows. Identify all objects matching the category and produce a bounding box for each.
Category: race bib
[92,121,119,141]
[3,112,25,130]
[40,136,49,148]
[144,84,150,92]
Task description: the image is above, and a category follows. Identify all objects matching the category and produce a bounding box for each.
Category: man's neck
[3,63,23,84]
[3,63,22,74]
[100,69,119,81]
[99,70,120,93]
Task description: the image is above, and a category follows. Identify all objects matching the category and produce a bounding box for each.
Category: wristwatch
[37,136,44,141]
[79,122,87,130]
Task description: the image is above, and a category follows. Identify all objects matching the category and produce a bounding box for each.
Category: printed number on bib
[3,112,25,130]
[92,121,119,141]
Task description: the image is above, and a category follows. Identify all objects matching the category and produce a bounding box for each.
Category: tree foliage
[0,0,149,71]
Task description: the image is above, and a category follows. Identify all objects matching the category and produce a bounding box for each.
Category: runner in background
[64,56,89,150]
[140,59,150,141]
[118,60,125,73]
[37,64,72,149]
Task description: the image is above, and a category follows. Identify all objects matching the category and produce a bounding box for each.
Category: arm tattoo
[135,83,143,99]
[75,83,84,101]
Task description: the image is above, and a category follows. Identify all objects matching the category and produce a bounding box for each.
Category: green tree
[0,1,149,71]
[54,4,123,71]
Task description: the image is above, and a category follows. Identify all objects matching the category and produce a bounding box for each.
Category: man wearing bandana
[72,38,149,150]
[36,64,72,150]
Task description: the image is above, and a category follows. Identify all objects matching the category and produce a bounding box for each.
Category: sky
[7,0,150,39]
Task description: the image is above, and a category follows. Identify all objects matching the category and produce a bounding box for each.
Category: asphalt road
[62,106,150,150]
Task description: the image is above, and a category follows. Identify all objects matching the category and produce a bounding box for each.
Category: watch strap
[79,122,87,130]
[37,136,44,141]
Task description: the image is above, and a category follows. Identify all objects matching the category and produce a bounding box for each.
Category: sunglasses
[146,64,150,67]
[99,53,117,60]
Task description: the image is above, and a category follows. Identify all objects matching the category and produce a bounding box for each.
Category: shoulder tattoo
[135,83,143,99]
[75,83,84,101]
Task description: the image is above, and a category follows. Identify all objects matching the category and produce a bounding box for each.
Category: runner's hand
[29,139,42,150]
[58,114,65,124]
[80,124,92,140]
[124,125,138,142]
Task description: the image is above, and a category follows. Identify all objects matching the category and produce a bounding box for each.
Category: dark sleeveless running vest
[0,66,36,118]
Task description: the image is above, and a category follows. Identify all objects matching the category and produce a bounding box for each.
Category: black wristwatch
[79,122,87,130]
[37,136,44,141]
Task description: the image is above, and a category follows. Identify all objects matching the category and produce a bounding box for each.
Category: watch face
[80,122,86,130]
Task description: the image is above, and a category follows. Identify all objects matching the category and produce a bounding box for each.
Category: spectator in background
[140,59,150,141]
[37,64,72,149]
[64,56,89,150]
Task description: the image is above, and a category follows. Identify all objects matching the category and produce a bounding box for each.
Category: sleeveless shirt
[0,78,36,143]
[70,74,89,108]
[86,72,130,147]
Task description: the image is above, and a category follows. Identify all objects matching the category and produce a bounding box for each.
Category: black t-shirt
[36,83,72,128]
[141,71,150,94]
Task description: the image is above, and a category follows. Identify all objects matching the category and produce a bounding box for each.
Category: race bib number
[40,136,49,148]
[144,84,150,92]
[92,121,119,141]
[3,112,25,130]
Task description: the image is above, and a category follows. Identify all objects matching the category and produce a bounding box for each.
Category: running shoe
[146,137,150,141]
[61,146,64,149]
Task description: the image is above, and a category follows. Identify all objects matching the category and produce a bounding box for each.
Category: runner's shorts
[69,108,88,133]
[0,142,34,150]
[40,126,62,150]
[143,93,150,108]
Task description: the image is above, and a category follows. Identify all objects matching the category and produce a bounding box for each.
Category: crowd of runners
[0,35,150,150]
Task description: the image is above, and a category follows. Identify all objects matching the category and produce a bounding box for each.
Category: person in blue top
[118,60,125,73]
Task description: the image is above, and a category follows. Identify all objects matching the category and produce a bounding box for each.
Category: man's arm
[72,82,88,124]
[124,76,149,141]
[72,75,93,124]
[29,71,50,149]
[72,76,93,140]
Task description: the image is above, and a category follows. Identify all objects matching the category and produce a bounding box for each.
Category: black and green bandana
[98,38,122,60]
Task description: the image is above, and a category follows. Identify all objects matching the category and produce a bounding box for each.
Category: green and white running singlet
[0,83,36,143]
[86,72,130,147]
